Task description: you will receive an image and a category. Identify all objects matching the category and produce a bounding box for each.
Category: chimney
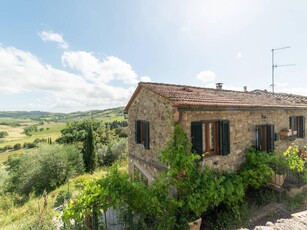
[244,86,247,92]
[216,83,223,90]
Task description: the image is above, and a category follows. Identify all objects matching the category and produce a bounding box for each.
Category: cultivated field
[0,119,66,162]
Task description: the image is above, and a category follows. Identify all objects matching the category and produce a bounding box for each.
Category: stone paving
[240,210,307,230]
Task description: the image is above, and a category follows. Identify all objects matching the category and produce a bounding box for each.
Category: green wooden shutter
[135,120,142,144]
[219,120,230,155]
[191,122,203,155]
[298,116,305,138]
[144,121,150,149]
[255,126,261,151]
[266,124,274,152]
[135,120,140,143]
[289,116,295,130]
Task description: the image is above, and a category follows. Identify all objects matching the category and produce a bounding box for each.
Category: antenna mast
[271,46,295,93]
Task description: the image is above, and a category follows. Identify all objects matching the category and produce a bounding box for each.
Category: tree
[4,144,84,197]
[83,125,97,173]
[0,131,9,138]
[23,125,38,136]
[13,143,21,150]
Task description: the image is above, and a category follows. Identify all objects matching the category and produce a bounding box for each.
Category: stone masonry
[127,87,174,183]
[125,82,307,182]
[181,108,307,172]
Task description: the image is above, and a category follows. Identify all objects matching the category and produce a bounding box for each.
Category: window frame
[191,120,230,157]
[203,121,219,156]
[256,124,274,153]
[289,116,305,138]
[135,120,150,149]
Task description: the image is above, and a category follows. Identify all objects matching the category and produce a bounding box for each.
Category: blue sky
[0,0,307,112]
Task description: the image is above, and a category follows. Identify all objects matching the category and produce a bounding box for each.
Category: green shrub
[285,191,307,211]
[23,124,38,136]
[0,131,9,138]
[239,148,273,189]
[13,143,21,150]
[4,144,84,197]
[97,138,127,167]
[0,193,23,211]
[54,190,72,207]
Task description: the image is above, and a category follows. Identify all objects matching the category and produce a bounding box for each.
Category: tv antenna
[271,46,295,93]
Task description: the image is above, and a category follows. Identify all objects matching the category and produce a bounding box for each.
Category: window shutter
[256,126,261,151]
[144,121,150,149]
[191,122,203,155]
[219,120,230,155]
[289,116,295,130]
[298,116,305,138]
[135,120,140,143]
[266,124,274,152]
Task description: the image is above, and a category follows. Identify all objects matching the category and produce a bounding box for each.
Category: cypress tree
[83,125,97,173]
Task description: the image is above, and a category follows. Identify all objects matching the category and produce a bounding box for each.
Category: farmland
[0,107,126,163]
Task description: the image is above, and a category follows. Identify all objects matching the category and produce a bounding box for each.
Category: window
[256,124,274,152]
[134,165,149,186]
[135,120,150,149]
[191,120,230,156]
[289,116,305,138]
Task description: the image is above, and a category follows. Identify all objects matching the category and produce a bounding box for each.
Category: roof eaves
[176,104,307,111]
[124,83,142,114]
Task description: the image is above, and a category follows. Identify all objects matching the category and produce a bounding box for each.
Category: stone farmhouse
[124,82,307,185]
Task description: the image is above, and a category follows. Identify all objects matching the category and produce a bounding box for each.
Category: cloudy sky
[1,0,307,112]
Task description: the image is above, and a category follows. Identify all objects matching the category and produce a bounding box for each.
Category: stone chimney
[216,83,223,90]
[244,86,247,92]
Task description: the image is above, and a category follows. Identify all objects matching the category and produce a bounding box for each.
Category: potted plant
[270,153,287,187]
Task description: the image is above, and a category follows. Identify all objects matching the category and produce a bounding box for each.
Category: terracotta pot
[188,217,202,230]
[271,173,286,187]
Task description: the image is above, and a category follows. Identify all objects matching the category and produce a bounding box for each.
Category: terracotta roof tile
[124,82,307,112]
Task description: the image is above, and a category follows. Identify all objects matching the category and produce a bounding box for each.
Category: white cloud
[140,76,151,82]
[0,46,142,112]
[39,30,69,49]
[196,70,216,83]
[237,52,242,59]
[62,51,138,84]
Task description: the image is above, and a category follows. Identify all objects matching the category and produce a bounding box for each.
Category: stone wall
[127,87,174,182]
[127,88,307,180]
[180,108,307,171]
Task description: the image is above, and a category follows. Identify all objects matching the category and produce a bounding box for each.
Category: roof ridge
[139,82,253,95]
[252,89,307,98]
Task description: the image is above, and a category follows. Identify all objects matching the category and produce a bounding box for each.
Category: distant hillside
[0,107,126,122]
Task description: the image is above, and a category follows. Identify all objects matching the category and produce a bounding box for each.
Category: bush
[13,143,21,150]
[239,148,273,189]
[23,124,38,136]
[4,144,84,197]
[0,193,25,212]
[23,142,36,149]
[54,190,72,207]
[97,138,127,166]
[0,131,9,138]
